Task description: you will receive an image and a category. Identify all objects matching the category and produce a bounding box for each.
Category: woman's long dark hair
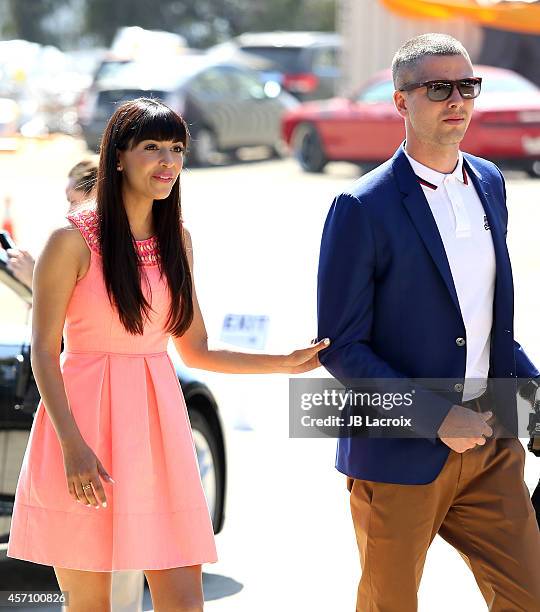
[96,97,193,336]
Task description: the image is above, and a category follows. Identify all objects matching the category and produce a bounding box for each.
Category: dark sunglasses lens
[457,80,481,98]
[427,82,453,101]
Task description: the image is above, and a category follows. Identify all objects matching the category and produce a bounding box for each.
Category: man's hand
[437,405,493,453]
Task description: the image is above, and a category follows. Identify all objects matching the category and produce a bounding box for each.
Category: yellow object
[380,0,540,34]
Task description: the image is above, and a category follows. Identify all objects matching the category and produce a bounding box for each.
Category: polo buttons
[456,337,466,347]
[454,383,464,392]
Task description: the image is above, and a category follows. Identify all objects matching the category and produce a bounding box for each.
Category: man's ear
[393,90,408,119]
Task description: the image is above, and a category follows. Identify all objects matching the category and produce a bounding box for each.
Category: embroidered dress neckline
[67,208,160,266]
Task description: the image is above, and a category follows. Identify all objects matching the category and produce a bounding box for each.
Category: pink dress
[7,208,218,571]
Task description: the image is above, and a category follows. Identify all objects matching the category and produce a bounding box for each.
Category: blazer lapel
[392,148,462,315]
[462,156,513,325]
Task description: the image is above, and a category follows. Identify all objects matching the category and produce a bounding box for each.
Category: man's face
[394,54,476,147]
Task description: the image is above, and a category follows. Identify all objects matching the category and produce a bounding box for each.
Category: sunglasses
[399,77,482,101]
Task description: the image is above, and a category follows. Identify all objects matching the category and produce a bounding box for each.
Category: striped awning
[380,0,540,34]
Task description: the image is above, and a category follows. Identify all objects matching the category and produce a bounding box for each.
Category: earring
[117,165,122,171]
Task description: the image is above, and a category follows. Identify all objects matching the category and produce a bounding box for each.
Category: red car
[282,66,540,177]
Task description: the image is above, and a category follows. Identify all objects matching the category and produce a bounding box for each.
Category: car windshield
[95,59,200,90]
[356,80,394,103]
[479,73,538,94]
[239,47,304,72]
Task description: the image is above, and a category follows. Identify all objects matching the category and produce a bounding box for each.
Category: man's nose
[447,84,465,107]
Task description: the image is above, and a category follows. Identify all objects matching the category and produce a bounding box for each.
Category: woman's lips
[151,175,174,183]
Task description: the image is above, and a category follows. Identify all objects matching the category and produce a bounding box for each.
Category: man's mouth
[443,117,465,124]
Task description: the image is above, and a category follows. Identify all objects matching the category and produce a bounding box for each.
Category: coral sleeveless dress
[7,208,218,571]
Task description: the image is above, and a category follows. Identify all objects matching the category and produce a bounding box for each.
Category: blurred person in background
[6,97,328,611]
[6,158,98,288]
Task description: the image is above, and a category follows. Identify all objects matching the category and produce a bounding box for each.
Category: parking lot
[1,138,540,611]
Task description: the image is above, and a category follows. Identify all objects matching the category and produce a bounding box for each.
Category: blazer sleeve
[495,164,540,379]
[316,192,454,441]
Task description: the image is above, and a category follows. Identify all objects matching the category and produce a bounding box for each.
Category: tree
[7,0,69,47]
[1,0,336,50]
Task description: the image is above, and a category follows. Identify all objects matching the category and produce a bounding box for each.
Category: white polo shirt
[403,146,496,401]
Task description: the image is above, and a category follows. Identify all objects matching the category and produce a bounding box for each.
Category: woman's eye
[144,144,157,150]
[173,146,184,153]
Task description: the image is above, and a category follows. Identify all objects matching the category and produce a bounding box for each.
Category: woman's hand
[6,248,35,288]
[280,337,330,374]
[61,437,114,509]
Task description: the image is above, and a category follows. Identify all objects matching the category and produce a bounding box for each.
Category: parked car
[208,31,341,102]
[282,65,540,176]
[78,55,298,165]
[0,236,227,542]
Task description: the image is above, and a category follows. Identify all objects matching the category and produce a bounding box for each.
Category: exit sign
[220,314,270,350]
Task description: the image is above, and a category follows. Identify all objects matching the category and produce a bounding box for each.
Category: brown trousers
[347,420,540,611]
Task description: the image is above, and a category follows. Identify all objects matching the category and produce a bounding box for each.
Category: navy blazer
[317,145,539,484]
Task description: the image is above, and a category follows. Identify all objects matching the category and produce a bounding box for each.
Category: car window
[94,59,195,90]
[190,67,235,98]
[94,60,131,84]
[312,47,338,71]
[480,73,537,93]
[356,80,395,103]
[225,68,266,99]
[239,46,304,72]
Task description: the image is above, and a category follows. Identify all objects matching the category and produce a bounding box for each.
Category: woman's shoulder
[44,222,89,258]
[65,206,100,255]
[182,224,192,249]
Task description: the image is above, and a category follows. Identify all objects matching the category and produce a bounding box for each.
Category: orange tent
[380,0,540,35]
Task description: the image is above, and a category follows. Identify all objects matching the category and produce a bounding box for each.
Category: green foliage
[1,0,336,49]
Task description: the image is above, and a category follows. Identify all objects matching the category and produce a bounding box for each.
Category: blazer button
[454,383,464,392]
[456,337,466,347]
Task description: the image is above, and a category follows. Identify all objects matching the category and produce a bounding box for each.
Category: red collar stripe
[417,167,468,190]
[416,176,438,190]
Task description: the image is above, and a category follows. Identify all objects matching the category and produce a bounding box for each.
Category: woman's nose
[160,151,174,166]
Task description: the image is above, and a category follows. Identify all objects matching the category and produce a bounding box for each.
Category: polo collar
[402,143,468,190]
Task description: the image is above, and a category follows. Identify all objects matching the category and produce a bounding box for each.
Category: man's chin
[437,132,466,146]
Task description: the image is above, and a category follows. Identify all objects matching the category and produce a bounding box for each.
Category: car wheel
[291,122,327,173]
[189,408,224,530]
[525,160,540,178]
[188,127,218,167]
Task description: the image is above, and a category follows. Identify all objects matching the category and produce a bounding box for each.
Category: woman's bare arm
[172,228,329,374]
[31,225,87,450]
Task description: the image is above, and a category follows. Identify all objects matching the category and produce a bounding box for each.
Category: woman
[6,157,99,288]
[6,98,328,611]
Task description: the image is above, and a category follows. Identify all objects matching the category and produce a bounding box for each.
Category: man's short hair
[391,33,471,90]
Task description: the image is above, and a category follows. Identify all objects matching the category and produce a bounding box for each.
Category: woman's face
[66,179,89,210]
[117,139,184,203]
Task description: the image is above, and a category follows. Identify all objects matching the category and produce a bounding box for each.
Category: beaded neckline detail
[66,208,160,266]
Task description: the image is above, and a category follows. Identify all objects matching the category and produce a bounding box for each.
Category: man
[317,33,540,611]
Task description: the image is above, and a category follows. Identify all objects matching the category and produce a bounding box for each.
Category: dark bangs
[120,97,189,150]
